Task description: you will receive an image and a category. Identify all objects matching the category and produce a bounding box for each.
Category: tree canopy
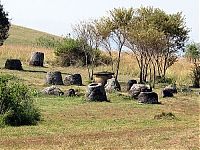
[0,2,10,46]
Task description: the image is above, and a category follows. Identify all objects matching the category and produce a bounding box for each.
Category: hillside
[4,24,60,46]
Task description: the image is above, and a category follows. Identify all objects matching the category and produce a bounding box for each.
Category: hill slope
[4,25,60,46]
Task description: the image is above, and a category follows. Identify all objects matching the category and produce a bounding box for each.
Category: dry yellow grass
[0,44,55,64]
[0,44,193,85]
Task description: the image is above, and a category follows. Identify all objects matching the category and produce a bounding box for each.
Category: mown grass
[0,62,199,149]
[0,92,199,149]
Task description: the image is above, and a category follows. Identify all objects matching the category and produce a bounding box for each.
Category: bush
[156,76,175,84]
[0,75,40,126]
[191,64,200,88]
[35,36,61,48]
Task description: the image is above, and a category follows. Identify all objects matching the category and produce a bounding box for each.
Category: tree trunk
[115,49,122,81]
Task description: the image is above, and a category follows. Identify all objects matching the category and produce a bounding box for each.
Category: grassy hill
[4,24,60,46]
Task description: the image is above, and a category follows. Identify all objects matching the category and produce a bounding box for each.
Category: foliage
[54,37,104,67]
[185,43,200,88]
[0,2,10,46]
[0,75,40,126]
[190,64,200,88]
[125,7,189,85]
[106,8,134,80]
[35,36,61,48]
[72,20,101,80]
[185,43,200,63]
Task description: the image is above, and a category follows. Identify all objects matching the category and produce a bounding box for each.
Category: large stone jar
[45,71,63,85]
[29,52,44,67]
[64,74,82,86]
[93,72,114,86]
[5,59,23,70]
[86,83,107,102]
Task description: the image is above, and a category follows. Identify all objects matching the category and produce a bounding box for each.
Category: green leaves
[185,43,200,62]
[0,3,10,46]
[0,75,41,126]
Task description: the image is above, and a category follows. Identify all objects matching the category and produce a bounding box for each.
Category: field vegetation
[0,24,199,149]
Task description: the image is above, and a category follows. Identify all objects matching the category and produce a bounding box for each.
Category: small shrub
[154,112,176,120]
[0,75,41,126]
[156,76,175,84]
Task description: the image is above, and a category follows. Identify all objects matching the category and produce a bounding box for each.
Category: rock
[138,92,159,104]
[41,86,64,96]
[29,52,44,67]
[164,84,177,93]
[105,78,121,92]
[64,89,76,97]
[163,88,174,97]
[127,79,137,91]
[46,71,63,85]
[86,83,107,102]
[129,84,152,99]
[5,59,23,70]
[64,74,82,86]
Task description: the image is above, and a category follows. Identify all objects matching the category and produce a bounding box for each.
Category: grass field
[0,25,199,149]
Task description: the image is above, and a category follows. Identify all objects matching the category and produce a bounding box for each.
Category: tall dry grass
[0,44,193,85]
[0,44,55,64]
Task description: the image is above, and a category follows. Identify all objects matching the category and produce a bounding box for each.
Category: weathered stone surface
[64,89,76,97]
[86,83,107,102]
[129,84,152,99]
[94,72,114,86]
[163,88,174,97]
[5,59,23,70]
[64,74,82,86]
[127,79,137,91]
[105,78,121,92]
[41,86,64,96]
[29,52,44,67]
[46,71,63,85]
[164,84,177,93]
[138,92,159,104]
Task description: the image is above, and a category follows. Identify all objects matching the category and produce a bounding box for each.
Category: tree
[185,43,200,63]
[0,2,10,46]
[125,7,189,84]
[72,20,101,80]
[185,43,200,88]
[98,8,134,80]
[95,18,115,72]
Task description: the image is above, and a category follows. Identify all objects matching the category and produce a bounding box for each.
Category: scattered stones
[129,84,152,99]
[105,78,121,92]
[5,59,23,70]
[86,83,107,102]
[64,74,82,86]
[127,79,137,91]
[46,71,63,85]
[138,92,159,104]
[64,89,76,97]
[41,86,64,96]
[29,52,44,67]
